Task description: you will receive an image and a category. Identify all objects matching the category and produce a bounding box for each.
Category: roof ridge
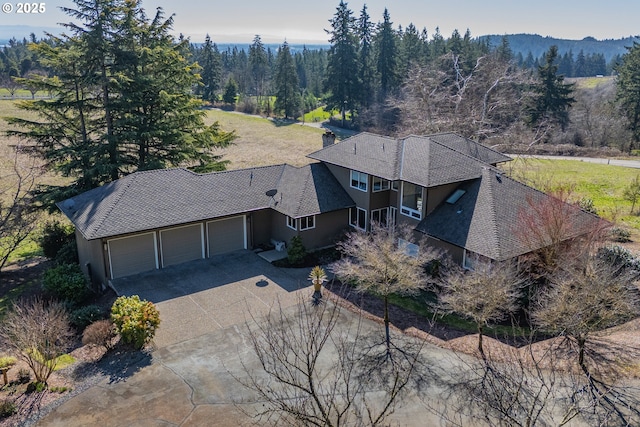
[482,168,506,260]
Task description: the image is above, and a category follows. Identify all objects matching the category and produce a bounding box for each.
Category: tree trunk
[478,325,486,360]
[384,295,391,353]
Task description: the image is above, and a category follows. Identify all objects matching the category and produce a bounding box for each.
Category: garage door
[160,224,204,267]
[207,216,246,256]
[108,233,158,279]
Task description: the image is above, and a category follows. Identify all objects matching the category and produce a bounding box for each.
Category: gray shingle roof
[308,132,510,187]
[58,163,354,240]
[428,132,512,165]
[416,168,602,261]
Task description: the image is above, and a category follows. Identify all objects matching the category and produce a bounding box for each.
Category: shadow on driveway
[110,250,313,348]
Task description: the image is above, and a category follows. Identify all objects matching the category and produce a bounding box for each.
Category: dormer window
[350,170,368,192]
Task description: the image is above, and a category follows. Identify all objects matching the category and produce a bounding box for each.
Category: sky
[1,0,639,44]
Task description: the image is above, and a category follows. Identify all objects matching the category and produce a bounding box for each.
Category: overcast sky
[4,0,639,43]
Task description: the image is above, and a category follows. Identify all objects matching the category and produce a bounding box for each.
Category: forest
[1,2,639,154]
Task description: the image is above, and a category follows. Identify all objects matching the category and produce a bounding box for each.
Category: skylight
[446,189,466,204]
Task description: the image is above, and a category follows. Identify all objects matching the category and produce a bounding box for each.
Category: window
[349,207,367,230]
[389,206,397,226]
[400,182,424,220]
[286,216,296,230]
[398,238,419,257]
[300,215,315,231]
[391,181,399,191]
[463,250,478,270]
[371,208,388,226]
[372,177,390,192]
[350,170,368,192]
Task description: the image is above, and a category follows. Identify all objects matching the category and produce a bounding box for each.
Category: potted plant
[309,266,327,302]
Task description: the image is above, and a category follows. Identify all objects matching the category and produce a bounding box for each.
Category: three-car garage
[106,215,247,279]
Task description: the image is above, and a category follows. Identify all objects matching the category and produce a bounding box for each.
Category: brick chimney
[322,130,336,148]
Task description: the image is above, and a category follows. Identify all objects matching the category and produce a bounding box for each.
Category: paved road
[509,154,640,169]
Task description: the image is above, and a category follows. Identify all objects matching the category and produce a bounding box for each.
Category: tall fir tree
[526,45,575,134]
[375,8,399,101]
[197,34,222,103]
[274,41,301,119]
[615,42,640,152]
[356,4,375,109]
[249,35,269,109]
[325,0,360,124]
[6,0,235,205]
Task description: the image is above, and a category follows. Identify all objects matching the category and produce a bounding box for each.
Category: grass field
[505,157,640,231]
[204,108,326,169]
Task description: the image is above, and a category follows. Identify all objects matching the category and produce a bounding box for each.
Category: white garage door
[207,216,246,256]
[160,224,204,267]
[108,233,158,279]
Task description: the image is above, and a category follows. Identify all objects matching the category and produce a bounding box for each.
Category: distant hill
[481,34,639,63]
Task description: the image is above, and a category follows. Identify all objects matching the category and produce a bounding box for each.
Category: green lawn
[505,157,640,230]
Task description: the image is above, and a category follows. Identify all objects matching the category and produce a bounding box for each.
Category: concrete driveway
[110,250,312,348]
[35,251,454,426]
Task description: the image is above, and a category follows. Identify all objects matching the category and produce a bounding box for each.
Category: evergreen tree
[575,50,586,77]
[430,27,446,58]
[325,0,360,124]
[222,77,238,105]
[526,45,575,133]
[274,41,301,119]
[356,4,375,109]
[197,34,222,103]
[495,35,513,62]
[400,23,424,72]
[6,0,234,205]
[375,8,399,101]
[249,35,269,108]
[615,42,640,152]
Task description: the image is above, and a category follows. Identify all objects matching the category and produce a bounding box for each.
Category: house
[58,131,601,287]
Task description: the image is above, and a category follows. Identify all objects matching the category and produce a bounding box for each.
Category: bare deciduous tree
[437,259,524,359]
[0,298,74,385]
[531,255,640,425]
[331,223,440,352]
[532,256,640,376]
[396,52,531,143]
[442,335,640,427]
[237,295,425,427]
[0,144,42,271]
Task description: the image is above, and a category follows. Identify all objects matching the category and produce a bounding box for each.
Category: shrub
[577,197,598,215]
[0,298,74,384]
[54,240,79,265]
[598,245,640,271]
[610,226,632,243]
[70,305,106,331]
[42,264,89,307]
[82,320,116,350]
[26,381,46,393]
[111,296,160,350]
[0,399,16,418]
[38,220,74,260]
[16,368,31,384]
[287,236,306,266]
